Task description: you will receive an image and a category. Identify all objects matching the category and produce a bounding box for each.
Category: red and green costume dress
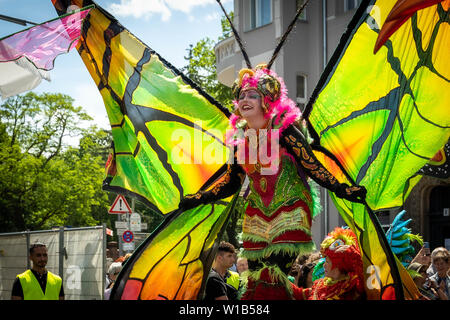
[180,120,366,300]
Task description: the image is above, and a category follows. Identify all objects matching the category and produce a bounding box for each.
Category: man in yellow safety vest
[11,242,64,300]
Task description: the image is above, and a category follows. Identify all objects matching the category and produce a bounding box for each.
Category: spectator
[105,257,114,289]
[293,228,365,300]
[115,253,133,265]
[427,247,448,277]
[122,253,133,265]
[236,257,248,275]
[289,251,322,286]
[296,253,312,266]
[203,241,238,300]
[305,251,322,265]
[297,262,317,288]
[407,262,438,300]
[104,262,123,300]
[410,246,431,269]
[11,242,64,300]
[229,251,238,273]
[428,248,449,300]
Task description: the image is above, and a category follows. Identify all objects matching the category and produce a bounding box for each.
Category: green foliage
[0,92,112,232]
[182,12,234,110]
[219,11,234,41]
[133,198,164,234]
[222,195,247,248]
[0,12,240,242]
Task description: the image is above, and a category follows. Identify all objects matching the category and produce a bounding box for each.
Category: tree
[182,12,234,109]
[1,92,92,163]
[221,195,246,248]
[0,92,112,232]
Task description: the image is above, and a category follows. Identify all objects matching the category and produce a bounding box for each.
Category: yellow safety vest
[226,270,240,290]
[18,269,62,300]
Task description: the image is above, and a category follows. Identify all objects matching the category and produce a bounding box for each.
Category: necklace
[244,119,273,173]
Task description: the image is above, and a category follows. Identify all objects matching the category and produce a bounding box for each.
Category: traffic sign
[109,195,132,214]
[122,230,134,243]
[115,221,128,229]
[123,242,135,251]
[130,212,141,231]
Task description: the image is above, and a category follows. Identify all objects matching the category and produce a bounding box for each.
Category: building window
[296,0,307,21]
[246,0,272,30]
[344,0,362,12]
[296,74,307,110]
[378,210,391,232]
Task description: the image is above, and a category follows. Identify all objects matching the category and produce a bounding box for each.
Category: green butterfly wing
[51,0,236,300]
[305,0,449,299]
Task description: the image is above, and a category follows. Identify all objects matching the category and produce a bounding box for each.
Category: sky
[0,0,233,131]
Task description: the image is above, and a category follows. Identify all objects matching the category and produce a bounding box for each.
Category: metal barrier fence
[0,225,107,300]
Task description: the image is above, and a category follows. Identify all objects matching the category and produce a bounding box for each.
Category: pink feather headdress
[226,64,302,145]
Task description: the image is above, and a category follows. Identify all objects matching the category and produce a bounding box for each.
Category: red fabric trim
[243,200,313,252]
[243,241,267,251]
[245,200,311,223]
[272,229,312,243]
[292,285,310,300]
[243,231,312,251]
[241,269,293,300]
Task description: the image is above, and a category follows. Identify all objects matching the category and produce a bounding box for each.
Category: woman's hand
[178,194,202,211]
[335,183,367,204]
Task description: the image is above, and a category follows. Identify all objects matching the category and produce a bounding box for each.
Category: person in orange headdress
[293,227,365,300]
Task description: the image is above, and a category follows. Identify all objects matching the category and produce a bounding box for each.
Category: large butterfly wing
[111,195,239,300]
[417,139,450,179]
[50,0,235,300]
[306,0,449,299]
[51,0,231,215]
[311,147,419,299]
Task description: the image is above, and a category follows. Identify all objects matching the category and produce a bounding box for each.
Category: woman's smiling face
[237,89,265,120]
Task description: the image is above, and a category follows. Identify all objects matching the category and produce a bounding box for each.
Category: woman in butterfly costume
[180,62,367,299]
[45,0,447,301]
[178,1,367,300]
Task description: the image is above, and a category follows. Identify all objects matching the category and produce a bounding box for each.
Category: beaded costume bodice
[243,152,313,217]
[236,123,313,215]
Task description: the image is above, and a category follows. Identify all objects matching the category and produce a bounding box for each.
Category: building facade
[215,0,450,250]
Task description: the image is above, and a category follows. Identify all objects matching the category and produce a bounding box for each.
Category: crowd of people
[104,253,132,300]
[10,236,450,300]
[407,247,450,300]
[204,235,450,301]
